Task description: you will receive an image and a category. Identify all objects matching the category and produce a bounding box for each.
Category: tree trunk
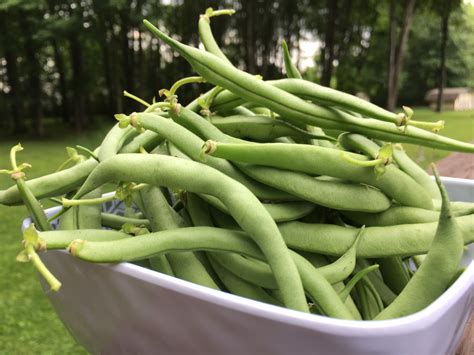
[321,0,338,87]
[24,37,45,137]
[70,36,86,133]
[244,0,256,73]
[387,0,397,111]
[387,0,416,112]
[5,48,26,134]
[52,39,70,123]
[436,0,451,113]
[120,10,135,112]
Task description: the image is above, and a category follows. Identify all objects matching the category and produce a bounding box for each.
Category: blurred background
[0,0,473,137]
[0,1,473,354]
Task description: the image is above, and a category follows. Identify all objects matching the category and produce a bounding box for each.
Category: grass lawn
[0,121,110,354]
[0,108,472,354]
[402,107,474,168]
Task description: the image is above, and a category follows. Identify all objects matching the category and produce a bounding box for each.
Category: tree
[432,0,462,112]
[387,0,416,111]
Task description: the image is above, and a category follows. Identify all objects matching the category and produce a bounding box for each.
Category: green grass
[0,109,472,354]
[0,121,110,354]
[402,107,474,168]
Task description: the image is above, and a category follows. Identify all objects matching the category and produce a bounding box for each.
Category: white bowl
[24,177,474,355]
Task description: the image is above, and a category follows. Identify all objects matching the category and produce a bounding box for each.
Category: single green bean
[101,213,150,230]
[375,257,411,294]
[278,215,474,258]
[39,229,131,249]
[281,40,302,79]
[392,144,441,200]
[0,158,98,206]
[375,167,464,319]
[210,115,336,142]
[119,130,165,154]
[98,124,137,162]
[139,184,218,289]
[208,255,281,306]
[341,206,474,226]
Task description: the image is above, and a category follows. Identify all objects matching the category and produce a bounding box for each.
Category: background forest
[0,0,473,137]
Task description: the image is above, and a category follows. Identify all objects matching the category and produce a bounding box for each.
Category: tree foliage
[0,0,472,136]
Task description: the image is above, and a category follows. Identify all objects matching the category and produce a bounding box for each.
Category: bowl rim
[27,176,474,334]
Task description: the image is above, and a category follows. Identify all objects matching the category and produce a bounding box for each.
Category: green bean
[278,215,474,258]
[392,144,441,200]
[356,278,384,320]
[375,167,464,319]
[307,126,336,148]
[239,165,392,212]
[339,265,380,302]
[2,145,51,231]
[101,213,150,230]
[143,21,473,152]
[129,112,293,201]
[208,255,281,306]
[119,130,165,154]
[75,189,103,229]
[204,141,433,209]
[202,194,317,222]
[209,252,276,289]
[132,186,174,276]
[198,8,234,64]
[341,206,474,226]
[281,40,302,79]
[315,227,362,283]
[433,200,474,211]
[139,184,218,289]
[331,281,363,320]
[219,105,256,116]
[185,192,238,291]
[209,115,336,142]
[59,206,76,231]
[0,158,98,206]
[39,229,131,249]
[375,257,411,294]
[356,259,397,306]
[98,124,137,162]
[70,154,308,312]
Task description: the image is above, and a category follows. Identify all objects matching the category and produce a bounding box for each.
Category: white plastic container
[24,177,473,355]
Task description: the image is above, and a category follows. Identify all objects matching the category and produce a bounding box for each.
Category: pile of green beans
[2,7,473,321]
